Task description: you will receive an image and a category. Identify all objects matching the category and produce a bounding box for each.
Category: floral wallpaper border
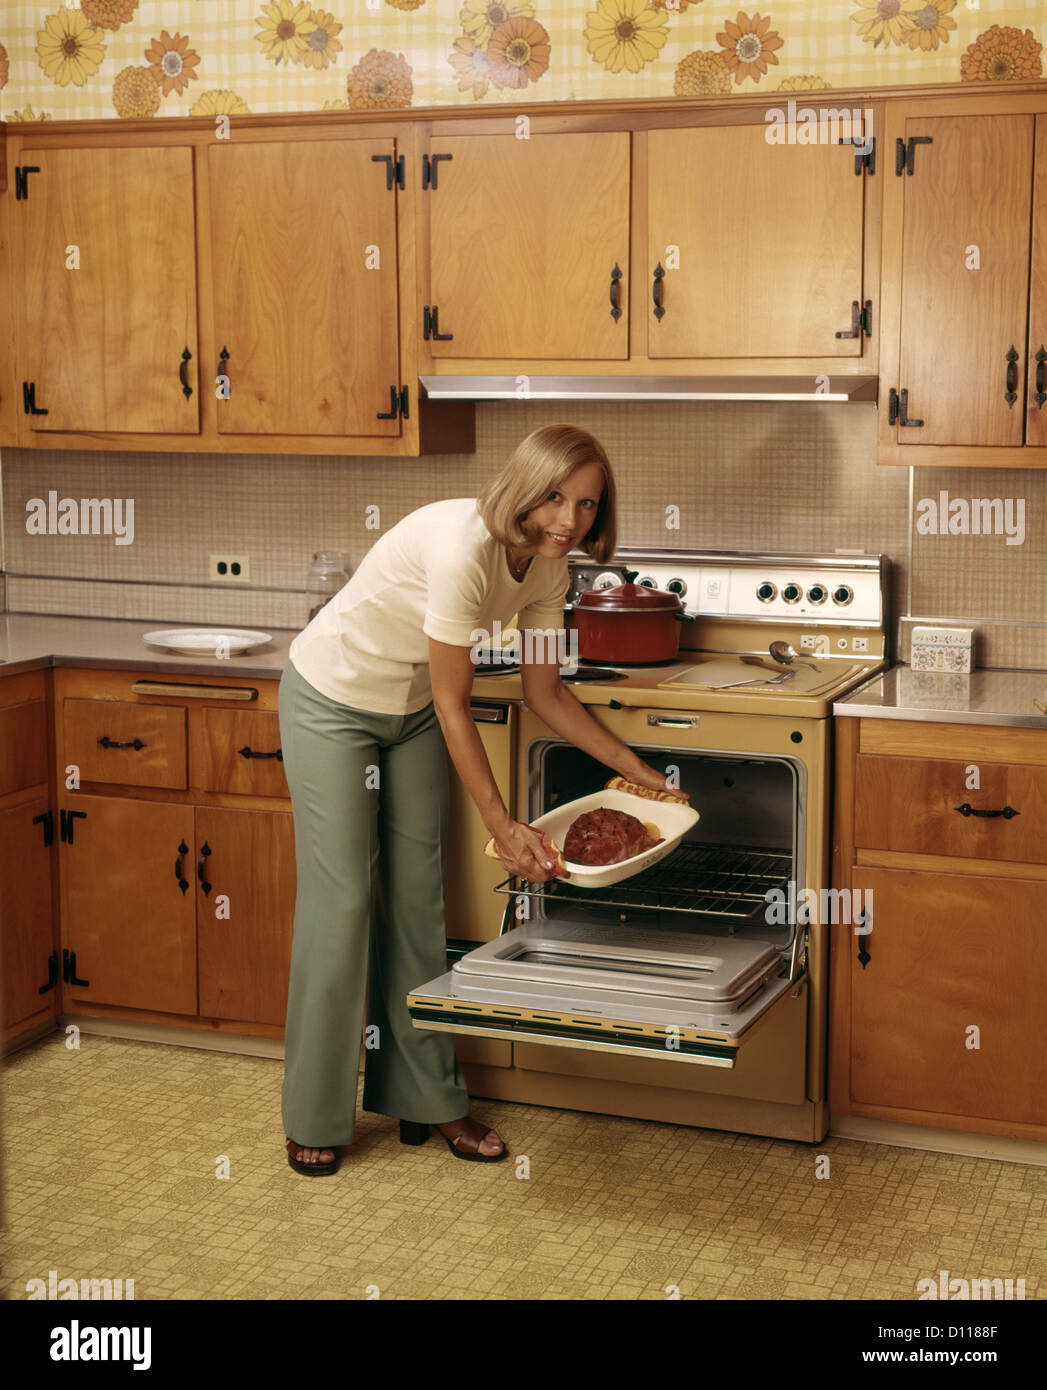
[0,2,1044,123]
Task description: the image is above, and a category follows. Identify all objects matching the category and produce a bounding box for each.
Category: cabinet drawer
[63,699,187,789]
[855,754,1047,864]
[191,709,288,796]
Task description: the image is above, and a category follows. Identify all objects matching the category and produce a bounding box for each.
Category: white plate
[143,628,272,657]
[533,789,700,889]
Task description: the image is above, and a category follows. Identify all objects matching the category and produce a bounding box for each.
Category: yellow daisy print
[5,107,55,121]
[255,1,317,66]
[190,89,251,115]
[850,0,923,50]
[461,1,535,48]
[585,0,669,74]
[904,0,957,53]
[36,7,106,87]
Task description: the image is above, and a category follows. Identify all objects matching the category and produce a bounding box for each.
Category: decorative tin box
[911,625,974,673]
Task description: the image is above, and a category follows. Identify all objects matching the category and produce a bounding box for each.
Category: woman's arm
[429,639,566,881]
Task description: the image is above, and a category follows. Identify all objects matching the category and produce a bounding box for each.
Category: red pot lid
[577,582,682,613]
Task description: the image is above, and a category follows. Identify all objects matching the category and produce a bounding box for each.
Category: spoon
[769,640,820,672]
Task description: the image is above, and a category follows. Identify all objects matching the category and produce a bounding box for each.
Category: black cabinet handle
[217,346,230,391]
[175,838,189,895]
[64,947,89,988]
[1035,347,1046,408]
[32,810,54,847]
[856,911,871,968]
[197,841,212,896]
[60,808,87,844]
[179,346,193,399]
[652,263,666,320]
[609,264,623,322]
[954,803,1020,819]
[1005,345,1019,407]
[38,949,59,995]
[237,745,283,760]
[98,736,146,750]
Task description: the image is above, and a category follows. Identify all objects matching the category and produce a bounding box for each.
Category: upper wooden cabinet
[208,139,402,438]
[646,124,867,360]
[17,146,199,434]
[425,131,630,360]
[879,102,1047,466]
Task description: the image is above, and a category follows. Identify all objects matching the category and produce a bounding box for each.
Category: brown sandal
[436,1120,509,1163]
[285,1136,340,1176]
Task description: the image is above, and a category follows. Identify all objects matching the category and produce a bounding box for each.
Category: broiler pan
[530,788,700,888]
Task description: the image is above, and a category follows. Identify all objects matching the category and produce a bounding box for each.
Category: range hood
[419,374,879,403]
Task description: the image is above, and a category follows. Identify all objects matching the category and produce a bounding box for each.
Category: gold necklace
[507,547,531,580]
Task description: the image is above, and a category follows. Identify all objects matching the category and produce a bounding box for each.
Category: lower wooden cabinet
[0,794,57,1032]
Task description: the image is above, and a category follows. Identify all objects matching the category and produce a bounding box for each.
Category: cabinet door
[0,796,57,1032]
[1027,114,1047,448]
[894,115,1033,446]
[60,795,196,1014]
[20,146,199,433]
[428,132,630,360]
[443,703,515,944]
[208,139,401,437]
[847,867,1047,1128]
[647,124,866,358]
[196,807,295,1025]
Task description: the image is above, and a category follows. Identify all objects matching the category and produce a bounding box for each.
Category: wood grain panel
[20,146,199,433]
[896,114,1033,445]
[191,708,288,798]
[859,718,1047,765]
[856,754,1047,864]
[848,867,1047,1127]
[0,795,57,1032]
[1028,113,1047,447]
[208,139,401,436]
[0,702,47,797]
[428,132,630,360]
[62,698,187,789]
[647,122,865,358]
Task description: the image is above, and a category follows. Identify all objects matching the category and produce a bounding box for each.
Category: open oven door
[407,917,802,1069]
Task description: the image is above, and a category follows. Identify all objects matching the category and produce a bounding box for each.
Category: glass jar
[306,551,349,624]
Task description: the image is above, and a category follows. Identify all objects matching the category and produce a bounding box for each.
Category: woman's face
[521,462,605,557]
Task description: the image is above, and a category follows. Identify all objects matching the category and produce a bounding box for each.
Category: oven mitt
[603,776,688,803]
[484,829,568,877]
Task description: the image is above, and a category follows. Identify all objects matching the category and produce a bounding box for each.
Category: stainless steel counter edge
[833,664,1047,729]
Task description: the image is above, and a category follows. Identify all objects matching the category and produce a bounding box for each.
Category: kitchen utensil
[741,655,794,675]
[768,641,820,672]
[484,786,700,889]
[573,582,684,664]
[713,672,795,689]
[143,628,271,656]
[1034,698,1047,715]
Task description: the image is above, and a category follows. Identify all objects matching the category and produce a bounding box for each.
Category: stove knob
[757,582,777,602]
[783,583,802,603]
[666,578,687,596]
[833,585,854,606]
[636,575,657,588]
[807,584,827,604]
[593,571,622,590]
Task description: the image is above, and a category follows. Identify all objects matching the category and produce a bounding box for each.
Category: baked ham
[563,807,663,867]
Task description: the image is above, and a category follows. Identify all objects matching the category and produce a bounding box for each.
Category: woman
[278,424,688,1175]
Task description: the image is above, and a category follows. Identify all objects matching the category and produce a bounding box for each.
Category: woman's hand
[489,820,569,883]
[625,764,691,802]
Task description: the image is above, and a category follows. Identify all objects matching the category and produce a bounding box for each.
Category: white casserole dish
[531,789,701,889]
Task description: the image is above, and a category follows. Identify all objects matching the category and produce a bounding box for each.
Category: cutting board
[659,659,862,695]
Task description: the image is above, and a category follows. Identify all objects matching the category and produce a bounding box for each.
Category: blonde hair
[476,425,617,564]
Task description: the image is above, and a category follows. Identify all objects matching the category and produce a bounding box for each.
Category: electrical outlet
[853,636,869,652]
[210,554,251,583]
[800,635,818,649]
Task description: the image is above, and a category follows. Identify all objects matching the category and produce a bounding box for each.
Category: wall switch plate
[209,554,251,583]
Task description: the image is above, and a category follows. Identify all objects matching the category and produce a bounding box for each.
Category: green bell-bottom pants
[278,657,470,1147]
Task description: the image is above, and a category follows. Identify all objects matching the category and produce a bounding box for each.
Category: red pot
[574,583,684,664]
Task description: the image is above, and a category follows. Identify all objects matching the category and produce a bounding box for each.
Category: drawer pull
[237,744,283,761]
[175,839,189,895]
[98,735,146,750]
[130,681,258,701]
[953,803,1020,819]
[198,841,212,896]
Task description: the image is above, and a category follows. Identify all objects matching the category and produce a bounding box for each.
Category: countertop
[833,664,1047,729]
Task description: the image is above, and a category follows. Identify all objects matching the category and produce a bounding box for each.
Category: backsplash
[0,2,1043,121]
[3,402,1046,668]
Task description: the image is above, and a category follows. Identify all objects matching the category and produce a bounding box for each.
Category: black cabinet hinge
[895,135,932,176]
[888,386,924,428]
[32,809,54,847]
[60,808,87,844]
[376,385,409,420]
[422,153,452,190]
[63,948,90,987]
[835,299,873,340]
[38,950,59,995]
[838,134,875,176]
[23,382,48,416]
[371,153,404,191]
[423,305,453,341]
[15,165,40,200]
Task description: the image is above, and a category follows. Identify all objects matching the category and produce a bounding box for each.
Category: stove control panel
[569,558,884,626]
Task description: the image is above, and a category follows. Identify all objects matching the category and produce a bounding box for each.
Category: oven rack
[495,843,792,920]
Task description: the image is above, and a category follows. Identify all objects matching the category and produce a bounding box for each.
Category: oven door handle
[645,713,701,729]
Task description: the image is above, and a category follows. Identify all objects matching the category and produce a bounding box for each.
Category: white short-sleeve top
[288,498,570,714]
